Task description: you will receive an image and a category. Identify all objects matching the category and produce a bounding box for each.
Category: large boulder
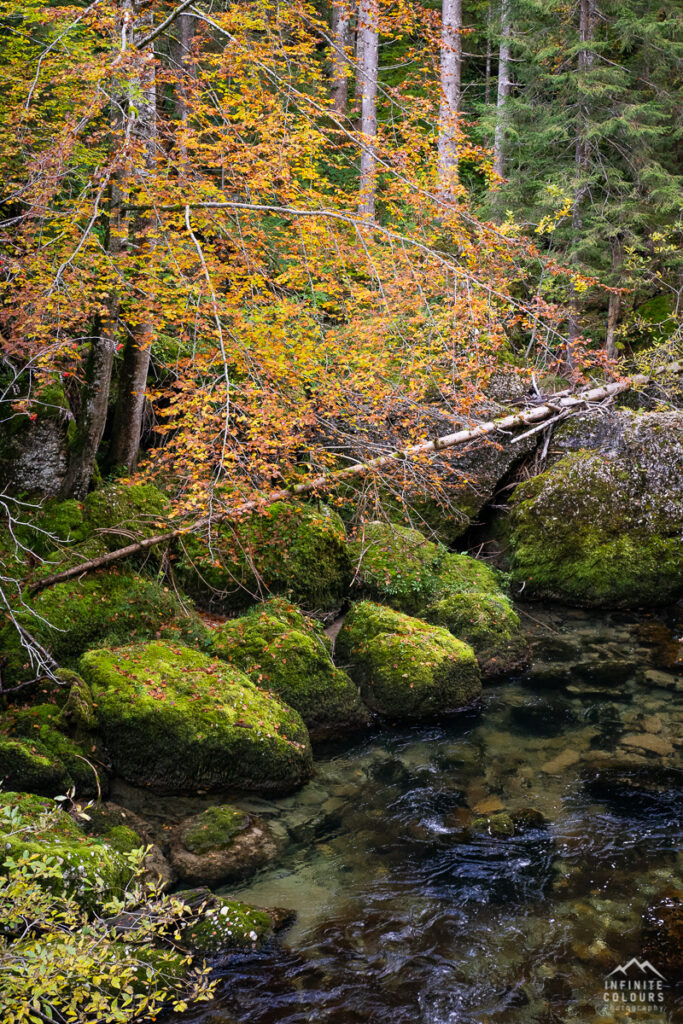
[210,598,370,741]
[336,601,481,720]
[348,522,527,676]
[169,804,280,886]
[176,500,351,613]
[181,894,276,957]
[423,591,528,678]
[507,410,683,607]
[79,642,313,794]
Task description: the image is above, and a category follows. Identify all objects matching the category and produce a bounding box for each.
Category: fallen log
[29,361,681,594]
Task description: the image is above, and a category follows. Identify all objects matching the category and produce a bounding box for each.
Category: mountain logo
[605,959,666,982]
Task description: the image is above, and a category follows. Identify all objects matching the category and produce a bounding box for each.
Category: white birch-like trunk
[358,0,378,219]
[493,0,510,179]
[437,0,462,198]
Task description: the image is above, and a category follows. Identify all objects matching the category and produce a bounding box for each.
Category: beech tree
[437,0,463,197]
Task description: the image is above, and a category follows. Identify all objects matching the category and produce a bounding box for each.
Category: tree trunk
[354,2,365,105]
[108,3,158,473]
[358,0,378,219]
[485,3,492,106]
[437,0,463,198]
[331,2,351,115]
[493,0,510,179]
[567,0,597,362]
[172,11,195,165]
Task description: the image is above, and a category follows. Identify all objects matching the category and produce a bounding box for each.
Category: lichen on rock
[79,641,313,794]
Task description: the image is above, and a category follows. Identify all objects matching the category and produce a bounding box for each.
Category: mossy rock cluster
[336,601,481,720]
[176,500,351,613]
[79,641,313,794]
[507,411,683,607]
[211,597,370,740]
[0,679,105,798]
[348,522,527,677]
[0,791,135,910]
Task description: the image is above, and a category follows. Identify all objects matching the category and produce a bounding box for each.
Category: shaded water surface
[170,606,683,1024]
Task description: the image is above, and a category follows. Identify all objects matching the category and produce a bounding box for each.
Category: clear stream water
[165,605,683,1024]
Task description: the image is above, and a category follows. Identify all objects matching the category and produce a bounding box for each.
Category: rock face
[336,601,481,720]
[0,385,72,497]
[169,805,280,886]
[79,642,313,794]
[507,410,683,607]
[177,501,351,613]
[348,522,528,677]
[211,598,370,741]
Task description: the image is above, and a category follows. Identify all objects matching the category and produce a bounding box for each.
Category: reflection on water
[169,606,683,1024]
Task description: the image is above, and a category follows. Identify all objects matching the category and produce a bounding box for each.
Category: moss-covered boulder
[507,411,683,607]
[82,482,171,550]
[424,591,529,678]
[0,694,105,798]
[336,601,481,720]
[211,598,370,741]
[79,641,313,794]
[176,501,350,613]
[181,895,274,957]
[0,570,211,688]
[348,522,504,613]
[169,804,280,886]
[347,522,526,676]
[0,791,135,910]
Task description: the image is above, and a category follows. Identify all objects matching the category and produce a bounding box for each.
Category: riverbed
[165,604,683,1024]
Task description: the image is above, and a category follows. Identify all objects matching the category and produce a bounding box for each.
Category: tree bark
[567,0,597,361]
[437,0,463,198]
[485,3,492,106]
[39,360,681,591]
[331,1,351,115]
[358,0,378,219]
[108,3,158,473]
[493,0,510,179]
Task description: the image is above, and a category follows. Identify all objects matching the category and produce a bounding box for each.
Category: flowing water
[168,605,683,1024]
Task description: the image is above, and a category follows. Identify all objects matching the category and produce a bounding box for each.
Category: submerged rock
[180,891,277,957]
[211,598,370,741]
[169,804,280,886]
[79,642,313,794]
[336,601,481,720]
[507,410,683,607]
[177,500,351,613]
[641,889,683,977]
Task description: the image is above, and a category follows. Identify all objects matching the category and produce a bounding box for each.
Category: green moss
[177,501,351,613]
[0,571,212,687]
[424,591,528,678]
[211,599,369,740]
[79,641,313,794]
[0,791,135,910]
[103,824,144,853]
[508,449,683,607]
[60,670,97,730]
[182,898,273,956]
[83,483,172,550]
[348,522,504,615]
[0,704,103,797]
[348,522,443,614]
[181,805,249,855]
[471,813,515,837]
[336,601,481,720]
